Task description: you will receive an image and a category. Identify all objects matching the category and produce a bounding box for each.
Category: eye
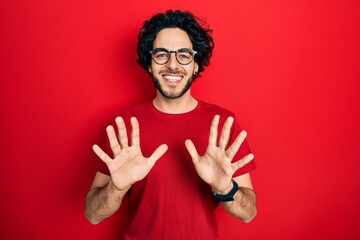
[178,53,191,59]
[155,52,169,59]
[177,49,192,59]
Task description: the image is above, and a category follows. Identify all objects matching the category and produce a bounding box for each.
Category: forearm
[85,180,129,224]
[222,186,257,223]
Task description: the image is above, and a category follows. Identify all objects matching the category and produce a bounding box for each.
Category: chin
[153,76,193,99]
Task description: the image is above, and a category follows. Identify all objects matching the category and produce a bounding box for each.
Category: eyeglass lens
[151,48,195,65]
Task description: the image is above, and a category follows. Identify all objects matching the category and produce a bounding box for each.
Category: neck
[153,91,198,114]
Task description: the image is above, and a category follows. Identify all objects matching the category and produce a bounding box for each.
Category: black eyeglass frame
[149,48,198,66]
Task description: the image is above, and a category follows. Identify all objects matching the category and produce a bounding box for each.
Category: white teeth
[163,75,182,82]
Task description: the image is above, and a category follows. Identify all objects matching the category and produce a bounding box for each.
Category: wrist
[108,179,127,195]
[212,179,239,202]
[212,181,234,195]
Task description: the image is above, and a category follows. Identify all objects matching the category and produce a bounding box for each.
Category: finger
[232,153,254,172]
[130,117,140,146]
[226,130,247,160]
[92,144,112,165]
[185,139,200,164]
[106,125,121,156]
[219,116,234,150]
[208,115,220,146]
[148,144,168,165]
[115,117,128,148]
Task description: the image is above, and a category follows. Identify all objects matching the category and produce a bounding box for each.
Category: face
[149,28,199,99]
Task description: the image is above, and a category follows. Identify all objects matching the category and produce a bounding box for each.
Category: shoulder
[112,102,154,127]
[120,101,153,117]
[198,100,236,118]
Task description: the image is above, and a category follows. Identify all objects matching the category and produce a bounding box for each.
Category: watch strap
[212,179,238,202]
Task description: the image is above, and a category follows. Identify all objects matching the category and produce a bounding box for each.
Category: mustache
[159,69,187,76]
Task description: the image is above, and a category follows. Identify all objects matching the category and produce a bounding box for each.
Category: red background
[1,0,359,239]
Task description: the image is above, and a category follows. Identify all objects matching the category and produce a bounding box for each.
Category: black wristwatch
[212,179,239,202]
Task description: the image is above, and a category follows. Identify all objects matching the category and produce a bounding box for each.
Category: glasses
[149,48,197,65]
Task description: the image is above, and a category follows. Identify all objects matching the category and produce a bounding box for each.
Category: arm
[218,174,257,223]
[85,117,168,224]
[185,115,257,222]
[85,172,129,224]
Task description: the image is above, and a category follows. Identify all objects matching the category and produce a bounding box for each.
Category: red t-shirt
[97,100,256,239]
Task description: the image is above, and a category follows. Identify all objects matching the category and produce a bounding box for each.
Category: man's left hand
[185,115,254,194]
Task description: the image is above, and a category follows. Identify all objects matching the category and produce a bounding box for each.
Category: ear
[148,67,152,73]
[194,63,199,74]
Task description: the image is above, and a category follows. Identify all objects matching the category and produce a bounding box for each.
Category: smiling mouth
[163,74,183,83]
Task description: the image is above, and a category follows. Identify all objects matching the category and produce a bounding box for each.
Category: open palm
[93,116,168,191]
[185,115,254,193]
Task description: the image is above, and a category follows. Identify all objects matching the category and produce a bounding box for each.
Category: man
[85,9,257,239]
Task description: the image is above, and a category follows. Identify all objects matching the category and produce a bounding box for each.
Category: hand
[93,116,168,191]
[185,115,254,193]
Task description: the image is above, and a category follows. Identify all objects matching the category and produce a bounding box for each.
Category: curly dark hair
[137,9,214,78]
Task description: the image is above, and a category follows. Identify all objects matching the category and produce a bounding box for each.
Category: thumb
[148,144,168,165]
[232,153,254,171]
[92,144,112,165]
[185,139,200,164]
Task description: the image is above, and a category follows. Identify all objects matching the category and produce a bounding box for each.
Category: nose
[167,52,179,70]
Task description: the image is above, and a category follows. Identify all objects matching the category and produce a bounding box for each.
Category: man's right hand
[92,116,168,191]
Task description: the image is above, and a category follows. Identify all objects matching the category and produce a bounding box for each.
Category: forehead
[153,28,193,49]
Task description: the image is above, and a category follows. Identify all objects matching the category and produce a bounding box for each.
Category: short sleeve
[230,116,256,177]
